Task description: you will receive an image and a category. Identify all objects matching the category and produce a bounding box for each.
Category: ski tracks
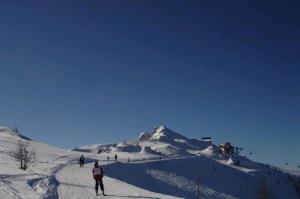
[41,156,90,199]
[41,160,76,199]
[0,180,25,199]
[0,156,77,199]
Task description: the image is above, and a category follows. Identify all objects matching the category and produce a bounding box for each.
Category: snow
[72,144,115,153]
[200,145,217,156]
[145,169,236,199]
[57,162,180,199]
[0,127,31,141]
[0,127,179,199]
[138,132,152,141]
[1,126,299,199]
[115,142,141,153]
[226,157,234,165]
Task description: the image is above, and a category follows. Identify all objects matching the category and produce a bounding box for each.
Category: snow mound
[201,145,219,157]
[150,144,189,157]
[0,127,31,140]
[225,156,242,166]
[72,143,114,153]
[140,146,154,153]
[226,157,234,165]
[116,142,141,153]
[138,132,151,141]
[139,146,162,156]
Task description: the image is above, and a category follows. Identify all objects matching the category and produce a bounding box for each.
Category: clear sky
[0,1,299,169]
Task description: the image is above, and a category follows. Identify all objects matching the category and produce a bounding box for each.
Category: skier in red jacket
[93,161,105,196]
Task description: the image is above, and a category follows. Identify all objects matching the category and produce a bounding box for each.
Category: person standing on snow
[79,155,85,167]
[93,161,105,196]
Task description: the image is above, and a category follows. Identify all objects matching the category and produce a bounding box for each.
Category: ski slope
[1,126,299,199]
[0,127,180,199]
[56,162,180,199]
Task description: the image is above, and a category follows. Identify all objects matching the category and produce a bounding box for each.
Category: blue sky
[0,1,299,168]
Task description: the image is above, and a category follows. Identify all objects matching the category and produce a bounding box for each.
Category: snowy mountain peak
[151,125,187,141]
[74,125,210,157]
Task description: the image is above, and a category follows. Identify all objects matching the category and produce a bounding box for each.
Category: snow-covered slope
[56,161,180,199]
[0,127,183,199]
[73,125,300,199]
[0,127,75,199]
[105,156,299,199]
[1,126,300,199]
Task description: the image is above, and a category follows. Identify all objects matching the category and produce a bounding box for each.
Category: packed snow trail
[55,162,181,199]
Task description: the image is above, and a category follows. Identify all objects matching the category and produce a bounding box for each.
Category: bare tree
[14,141,35,170]
[257,176,272,199]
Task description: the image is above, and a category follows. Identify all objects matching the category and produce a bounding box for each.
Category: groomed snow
[1,126,299,199]
[57,162,180,199]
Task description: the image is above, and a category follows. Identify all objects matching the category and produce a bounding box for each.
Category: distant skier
[79,155,85,167]
[114,154,117,161]
[93,161,105,196]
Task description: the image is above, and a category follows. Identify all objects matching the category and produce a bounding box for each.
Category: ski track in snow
[0,180,25,199]
[0,154,79,199]
[40,157,89,199]
[0,161,70,199]
[41,163,66,199]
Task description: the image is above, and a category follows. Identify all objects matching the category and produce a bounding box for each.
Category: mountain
[74,125,300,199]
[1,126,299,199]
[73,125,211,157]
[0,126,178,199]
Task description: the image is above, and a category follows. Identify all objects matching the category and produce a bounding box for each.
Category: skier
[114,154,117,161]
[79,155,85,167]
[93,161,105,196]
